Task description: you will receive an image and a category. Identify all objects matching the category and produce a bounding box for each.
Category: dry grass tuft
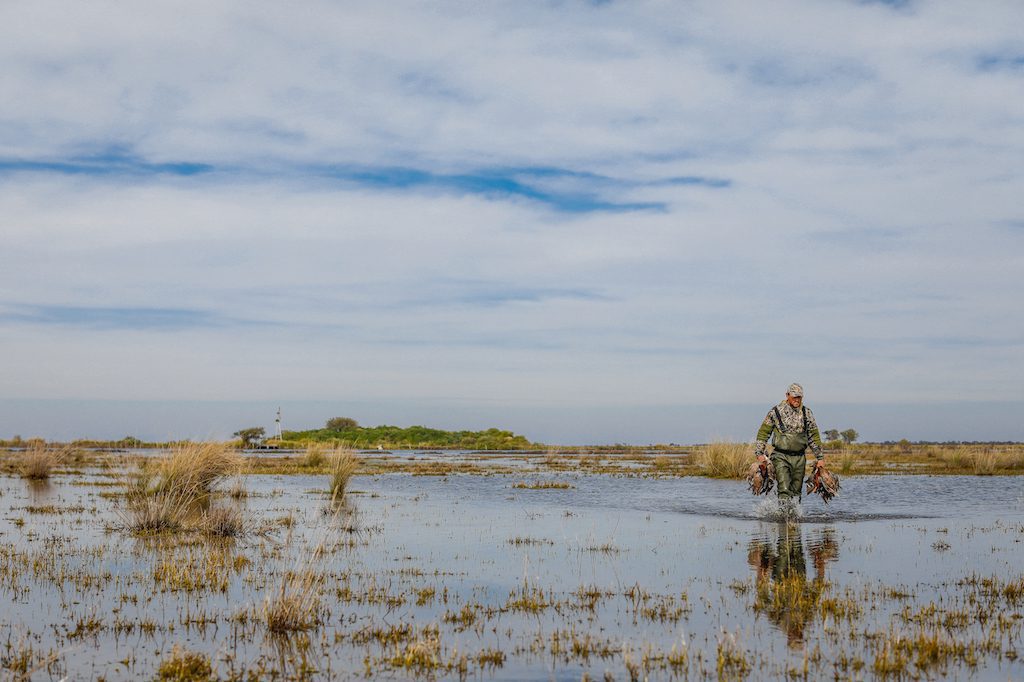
[156,644,214,681]
[302,443,328,469]
[150,442,243,496]
[118,487,196,534]
[328,449,359,502]
[118,443,241,534]
[695,441,750,479]
[201,505,248,537]
[973,450,999,476]
[262,565,324,633]
[837,449,857,476]
[18,444,64,480]
[939,446,972,470]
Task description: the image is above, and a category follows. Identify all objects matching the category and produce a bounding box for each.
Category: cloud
[0,151,731,213]
[0,0,1023,440]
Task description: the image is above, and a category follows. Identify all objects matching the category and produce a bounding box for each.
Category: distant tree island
[276,417,535,450]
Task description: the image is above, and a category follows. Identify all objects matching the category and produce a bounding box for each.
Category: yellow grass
[302,443,328,468]
[118,486,196,534]
[120,443,242,534]
[263,566,324,633]
[149,442,243,496]
[328,449,359,501]
[18,444,63,480]
[156,645,214,681]
[837,449,857,476]
[201,505,247,537]
[694,441,750,479]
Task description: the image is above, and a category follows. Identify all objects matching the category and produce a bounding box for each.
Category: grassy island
[278,424,535,450]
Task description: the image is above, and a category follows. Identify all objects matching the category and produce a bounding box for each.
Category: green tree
[824,429,840,442]
[840,429,859,444]
[233,427,266,448]
[325,417,359,431]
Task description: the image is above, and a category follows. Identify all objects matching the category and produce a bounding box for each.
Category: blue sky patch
[2,305,227,331]
[0,147,729,214]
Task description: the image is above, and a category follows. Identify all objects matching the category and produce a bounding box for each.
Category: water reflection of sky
[1,470,1022,680]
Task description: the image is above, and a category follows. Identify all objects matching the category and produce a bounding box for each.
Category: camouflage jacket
[754,401,823,459]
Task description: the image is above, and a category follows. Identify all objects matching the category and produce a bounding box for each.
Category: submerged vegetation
[1,441,1023,680]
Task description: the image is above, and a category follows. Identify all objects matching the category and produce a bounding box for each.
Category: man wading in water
[754,383,824,509]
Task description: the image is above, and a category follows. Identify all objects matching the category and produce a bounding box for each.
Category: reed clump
[119,443,242,534]
[695,441,750,479]
[18,444,64,480]
[939,446,973,471]
[263,567,324,633]
[302,443,328,469]
[837,449,857,476]
[149,442,243,495]
[328,449,359,502]
[156,645,214,681]
[201,505,247,538]
[934,445,1024,475]
[119,485,196,534]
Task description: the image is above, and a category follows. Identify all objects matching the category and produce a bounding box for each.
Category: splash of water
[754,497,805,521]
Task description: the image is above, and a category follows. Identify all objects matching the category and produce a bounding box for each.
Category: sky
[2,0,1023,444]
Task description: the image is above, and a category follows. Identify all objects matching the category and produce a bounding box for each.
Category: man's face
[786,393,803,408]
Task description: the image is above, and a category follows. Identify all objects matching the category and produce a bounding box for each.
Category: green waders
[771,451,807,503]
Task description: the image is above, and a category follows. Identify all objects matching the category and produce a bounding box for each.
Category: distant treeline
[0,435,166,449]
[280,424,535,450]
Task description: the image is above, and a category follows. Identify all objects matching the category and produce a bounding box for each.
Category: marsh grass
[933,445,1024,474]
[328,449,359,502]
[262,562,324,633]
[156,645,214,681]
[118,443,241,534]
[939,446,973,471]
[18,444,64,480]
[118,487,196,534]
[694,441,749,479]
[512,480,574,490]
[228,468,248,499]
[837,449,857,476]
[150,442,243,495]
[302,443,328,469]
[201,505,248,537]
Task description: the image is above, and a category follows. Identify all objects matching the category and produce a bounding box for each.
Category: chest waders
[770,406,809,503]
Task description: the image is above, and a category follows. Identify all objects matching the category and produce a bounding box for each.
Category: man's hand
[815,459,825,469]
[757,454,768,464]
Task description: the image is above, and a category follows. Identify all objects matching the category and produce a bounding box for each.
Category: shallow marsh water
[1,454,1023,680]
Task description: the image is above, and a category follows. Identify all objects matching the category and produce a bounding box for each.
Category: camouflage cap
[787,383,804,397]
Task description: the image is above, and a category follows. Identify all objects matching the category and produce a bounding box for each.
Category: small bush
[695,441,750,479]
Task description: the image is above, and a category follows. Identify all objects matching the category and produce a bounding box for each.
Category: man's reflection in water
[747,523,839,648]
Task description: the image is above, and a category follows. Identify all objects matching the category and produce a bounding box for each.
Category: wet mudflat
[2,455,1023,680]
